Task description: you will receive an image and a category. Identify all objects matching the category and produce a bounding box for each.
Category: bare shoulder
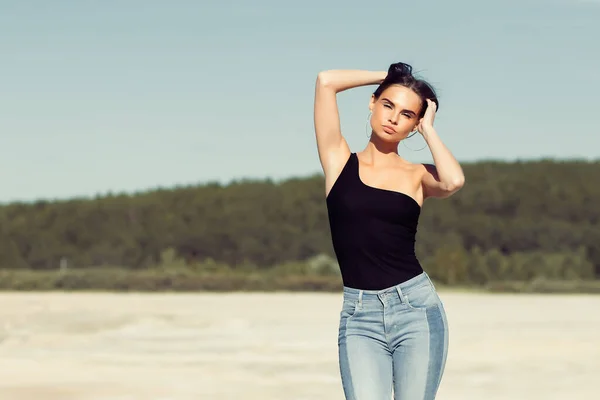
[404,159,427,172]
[402,159,429,187]
[392,157,425,176]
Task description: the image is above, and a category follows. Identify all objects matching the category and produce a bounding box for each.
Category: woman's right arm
[313,70,387,191]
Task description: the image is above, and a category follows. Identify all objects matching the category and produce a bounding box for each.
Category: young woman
[313,62,465,400]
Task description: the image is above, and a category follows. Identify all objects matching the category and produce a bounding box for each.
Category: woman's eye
[384,104,392,109]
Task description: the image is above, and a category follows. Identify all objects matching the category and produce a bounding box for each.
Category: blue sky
[1,0,599,203]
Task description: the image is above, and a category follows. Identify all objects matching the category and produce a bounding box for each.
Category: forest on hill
[1,158,599,293]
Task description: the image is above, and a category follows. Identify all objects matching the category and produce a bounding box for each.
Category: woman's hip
[338,272,447,342]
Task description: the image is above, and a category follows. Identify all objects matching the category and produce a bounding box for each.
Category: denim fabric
[338,272,449,400]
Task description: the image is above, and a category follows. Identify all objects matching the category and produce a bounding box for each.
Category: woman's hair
[373,62,438,118]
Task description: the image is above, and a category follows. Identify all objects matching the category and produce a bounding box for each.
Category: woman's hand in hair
[416,99,437,139]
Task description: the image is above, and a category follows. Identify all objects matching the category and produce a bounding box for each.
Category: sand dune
[0,291,598,399]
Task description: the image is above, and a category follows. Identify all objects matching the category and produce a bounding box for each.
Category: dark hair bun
[373,61,439,118]
[387,62,414,80]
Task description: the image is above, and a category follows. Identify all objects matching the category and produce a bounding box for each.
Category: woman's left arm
[418,99,465,199]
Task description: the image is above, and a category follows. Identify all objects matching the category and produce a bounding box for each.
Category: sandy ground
[0,291,598,400]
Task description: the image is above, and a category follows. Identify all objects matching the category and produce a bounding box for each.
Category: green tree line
[1,158,599,292]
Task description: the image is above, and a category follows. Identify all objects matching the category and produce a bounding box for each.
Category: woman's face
[368,85,422,142]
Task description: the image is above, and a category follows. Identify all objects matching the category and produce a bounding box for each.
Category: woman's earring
[365,112,372,138]
[403,130,428,151]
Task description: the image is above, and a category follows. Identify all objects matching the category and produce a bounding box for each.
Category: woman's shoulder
[393,156,427,171]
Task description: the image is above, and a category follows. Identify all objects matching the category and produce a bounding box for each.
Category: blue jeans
[338,272,449,400]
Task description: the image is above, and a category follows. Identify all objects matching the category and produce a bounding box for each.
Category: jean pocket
[340,298,359,318]
[404,284,440,311]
